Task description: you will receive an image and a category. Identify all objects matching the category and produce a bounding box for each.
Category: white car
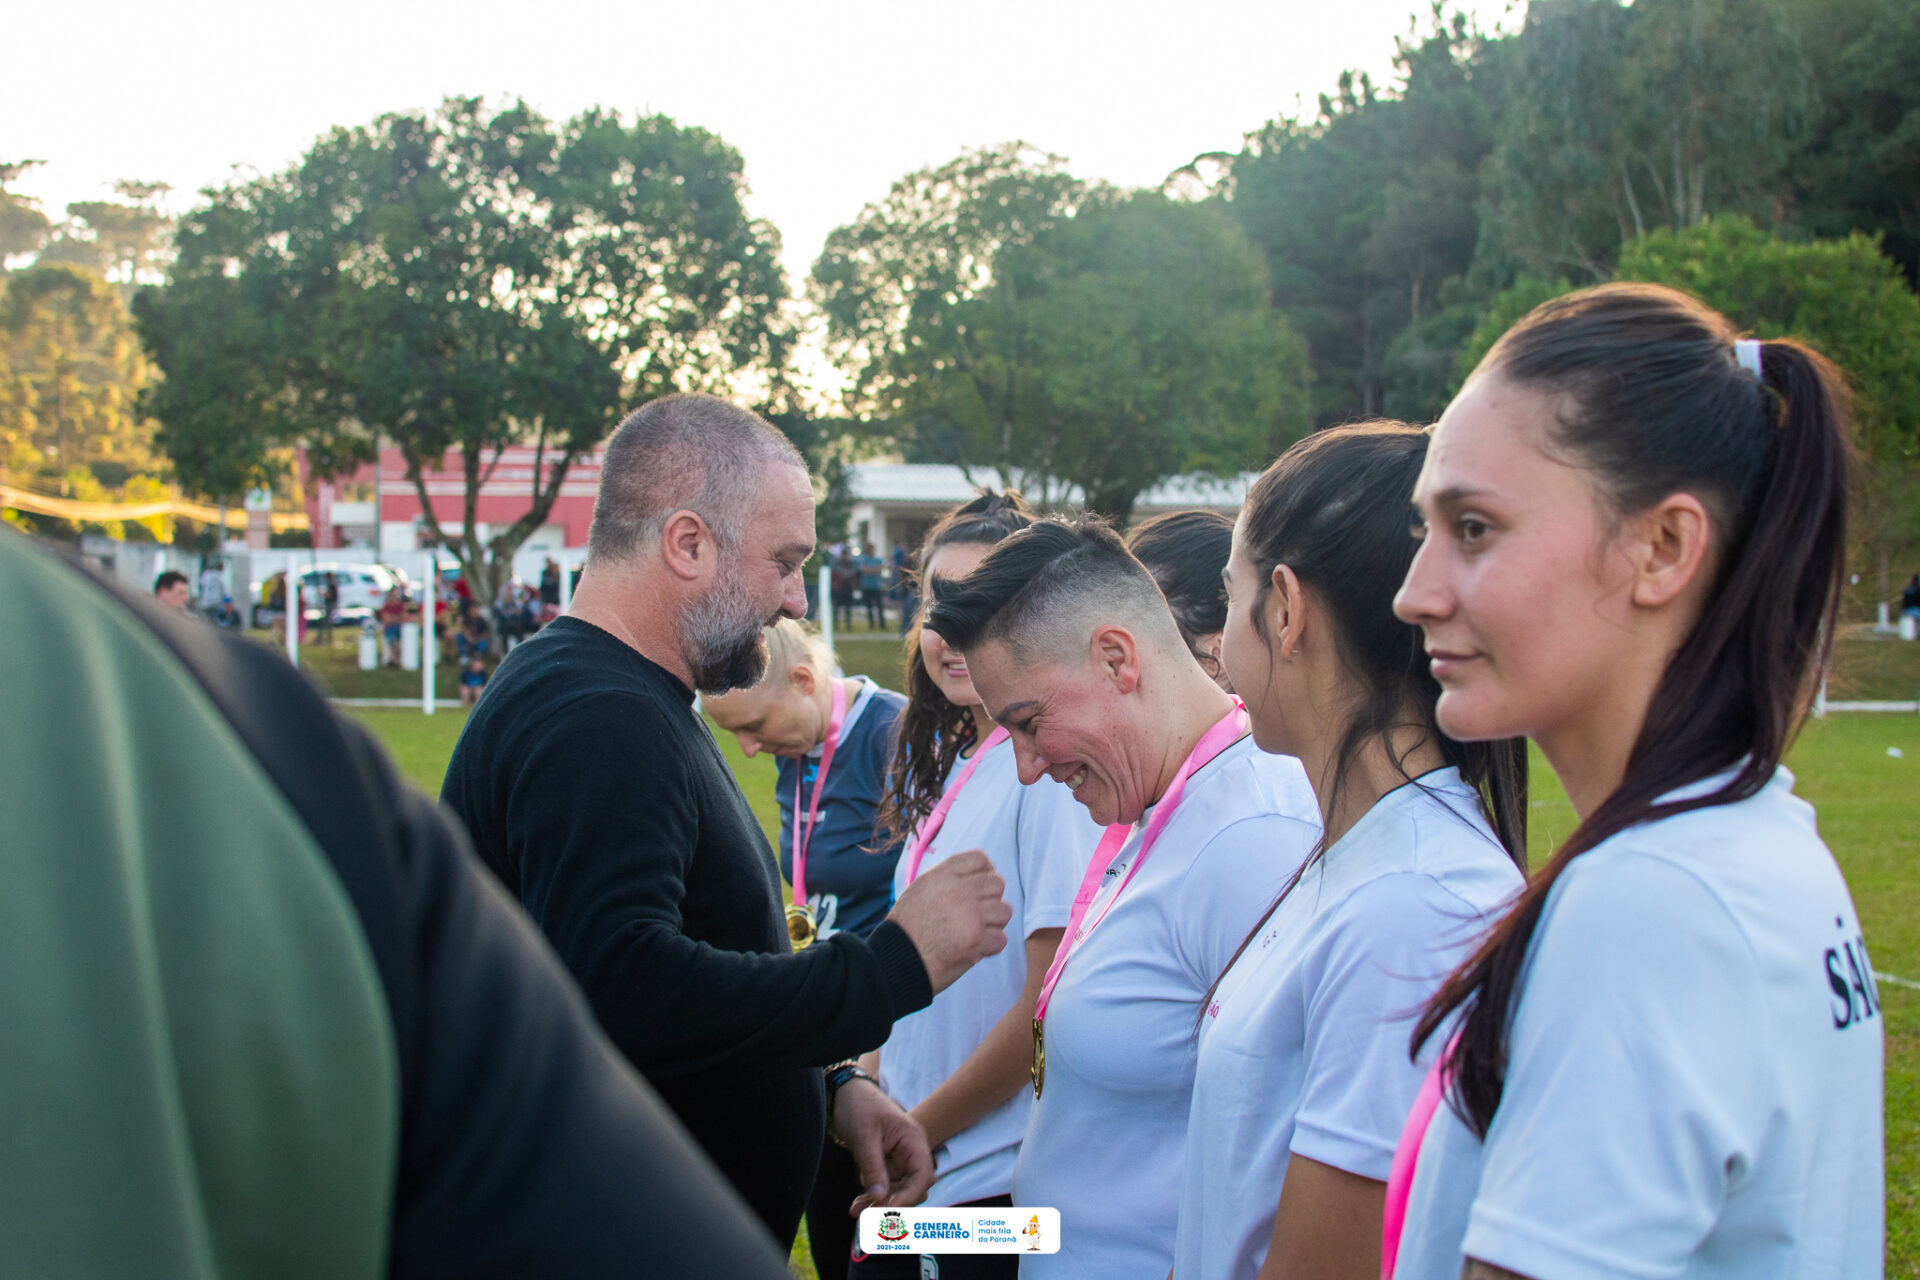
[253,562,409,627]
[300,563,409,619]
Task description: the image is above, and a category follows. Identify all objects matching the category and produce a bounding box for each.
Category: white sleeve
[1174,813,1320,988]
[1292,873,1493,1181]
[1462,851,1769,1280]
[1014,779,1105,935]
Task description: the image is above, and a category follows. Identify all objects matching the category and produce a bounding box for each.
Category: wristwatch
[824,1060,877,1096]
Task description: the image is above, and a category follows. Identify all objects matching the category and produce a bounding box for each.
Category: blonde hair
[761,618,836,683]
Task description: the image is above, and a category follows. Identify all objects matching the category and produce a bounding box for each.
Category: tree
[1479,0,1810,280]
[60,181,174,297]
[1785,0,1920,285]
[816,146,1308,519]
[131,269,282,507]
[0,262,156,482]
[0,161,51,265]
[1222,9,1501,424]
[996,193,1310,518]
[137,97,788,598]
[815,143,1092,502]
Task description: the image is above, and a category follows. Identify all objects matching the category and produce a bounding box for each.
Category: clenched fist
[887,849,1012,994]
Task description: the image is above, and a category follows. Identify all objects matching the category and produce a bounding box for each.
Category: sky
[7,0,1524,282]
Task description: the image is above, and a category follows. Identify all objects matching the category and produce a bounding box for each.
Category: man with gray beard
[441,395,1012,1251]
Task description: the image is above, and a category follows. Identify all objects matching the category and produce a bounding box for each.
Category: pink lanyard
[1033,703,1248,1027]
[900,725,1011,887]
[789,679,849,906]
[1379,1037,1456,1279]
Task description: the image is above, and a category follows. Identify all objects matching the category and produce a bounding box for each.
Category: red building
[305,445,606,553]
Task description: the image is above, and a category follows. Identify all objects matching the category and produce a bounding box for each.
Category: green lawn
[340,647,1918,1277]
[1830,627,1920,703]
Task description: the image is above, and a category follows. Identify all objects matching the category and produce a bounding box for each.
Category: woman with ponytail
[1387,283,1884,1279]
[853,492,1104,1279]
[1174,423,1527,1280]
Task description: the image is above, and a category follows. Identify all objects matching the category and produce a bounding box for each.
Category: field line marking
[1875,970,1920,992]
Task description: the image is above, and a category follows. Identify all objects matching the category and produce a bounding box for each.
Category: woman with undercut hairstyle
[923,516,1324,1280]
[851,492,1105,1280]
[1127,509,1236,692]
[1387,284,1882,1279]
[1175,424,1527,1280]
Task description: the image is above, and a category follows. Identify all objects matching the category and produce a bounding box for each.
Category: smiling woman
[856,489,1107,1280]
[923,517,1323,1279]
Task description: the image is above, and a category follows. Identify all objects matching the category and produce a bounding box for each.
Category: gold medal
[787,903,818,950]
[1031,1017,1045,1098]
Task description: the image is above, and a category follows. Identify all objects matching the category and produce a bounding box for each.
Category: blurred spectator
[457,612,493,708]
[316,572,339,646]
[857,543,886,629]
[263,572,288,645]
[832,547,858,631]
[197,561,226,618]
[540,558,561,608]
[153,571,192,613]
[378,588,408,667]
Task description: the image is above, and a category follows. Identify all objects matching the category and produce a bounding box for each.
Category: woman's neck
[1298,715,1448,849]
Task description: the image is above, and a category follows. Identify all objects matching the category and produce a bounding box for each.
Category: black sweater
[442,618,933,1244]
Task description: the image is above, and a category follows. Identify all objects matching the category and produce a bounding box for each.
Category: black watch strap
[824,1061,876,1096]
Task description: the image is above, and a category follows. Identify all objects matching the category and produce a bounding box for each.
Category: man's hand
[887,849,1011,994]
[831,1078,936,1215]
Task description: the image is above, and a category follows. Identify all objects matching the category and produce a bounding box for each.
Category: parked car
[250,563,408,628]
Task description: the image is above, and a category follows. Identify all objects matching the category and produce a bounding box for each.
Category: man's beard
[680,554,772,694]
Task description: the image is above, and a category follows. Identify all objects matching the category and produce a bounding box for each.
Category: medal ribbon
[900,725,1011,887]
[1379,1036,1457,1279]
[790,679,850,908]
[1033,703,1248,1027]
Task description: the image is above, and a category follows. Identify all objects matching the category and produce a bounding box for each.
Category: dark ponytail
[1199,422,1529,1027]
[1413,283,1854,1136]
[877,490,1035,841]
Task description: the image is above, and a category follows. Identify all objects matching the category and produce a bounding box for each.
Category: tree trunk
[1360,283,1378,418]
[1618,159,1646,240]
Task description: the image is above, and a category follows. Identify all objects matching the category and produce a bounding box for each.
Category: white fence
[85,540,588,604]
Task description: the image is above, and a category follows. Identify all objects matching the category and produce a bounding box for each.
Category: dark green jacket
[0,531,788,1279]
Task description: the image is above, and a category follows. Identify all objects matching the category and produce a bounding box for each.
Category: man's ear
[659,509,715,583]
[1627,493,1714,609]
[788,662,817,697]
[1090,624,1142,695]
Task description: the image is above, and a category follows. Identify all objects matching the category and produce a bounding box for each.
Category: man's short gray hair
[588,393,807,563]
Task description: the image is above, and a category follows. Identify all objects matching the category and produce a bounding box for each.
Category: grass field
[339,635,1918,1277]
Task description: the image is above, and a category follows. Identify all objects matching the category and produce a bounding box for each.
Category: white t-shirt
[1176,768,1523,1280]
[1393,766,1885,1280]
[1010,736,1321,1279]
[878,735,1104,1207]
